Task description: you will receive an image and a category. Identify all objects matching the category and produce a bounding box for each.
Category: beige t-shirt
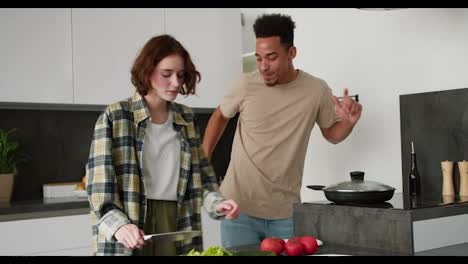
[219,69,340,219]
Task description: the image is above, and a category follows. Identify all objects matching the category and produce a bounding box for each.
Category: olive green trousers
[140,200,178,256]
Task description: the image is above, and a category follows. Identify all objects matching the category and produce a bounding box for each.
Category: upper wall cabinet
[0,8,73,104]
[72,8,165,105]
[166,8,242,108]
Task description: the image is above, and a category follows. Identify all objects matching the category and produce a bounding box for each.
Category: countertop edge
[0,207,90,222]
[0,198,90,222]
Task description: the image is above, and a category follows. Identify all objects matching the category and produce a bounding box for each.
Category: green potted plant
[0,128,20,203]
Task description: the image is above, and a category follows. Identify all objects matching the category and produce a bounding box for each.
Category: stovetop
[306,192,468,210]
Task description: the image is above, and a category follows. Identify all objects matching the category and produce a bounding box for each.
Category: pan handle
[306,185,325,191]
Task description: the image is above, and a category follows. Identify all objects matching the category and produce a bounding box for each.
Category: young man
[203,14,362,248]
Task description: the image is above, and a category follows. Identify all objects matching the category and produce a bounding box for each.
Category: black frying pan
[307,185,395,205]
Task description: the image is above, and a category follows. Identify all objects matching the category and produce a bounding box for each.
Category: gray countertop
[294,197,468,256]
[304,193,468,221]
[0,196,89,222]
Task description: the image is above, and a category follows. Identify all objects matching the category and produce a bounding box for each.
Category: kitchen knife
[143,230,201,243]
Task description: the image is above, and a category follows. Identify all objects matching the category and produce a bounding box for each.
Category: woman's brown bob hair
[131,34,201,96]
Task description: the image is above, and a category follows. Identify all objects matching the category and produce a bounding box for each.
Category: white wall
[262,8,468,203]
[240,8,264,54]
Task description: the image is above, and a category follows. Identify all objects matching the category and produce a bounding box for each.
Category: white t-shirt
[142,110,180,201]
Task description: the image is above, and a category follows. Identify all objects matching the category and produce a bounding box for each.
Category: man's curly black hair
[253,13,296,49]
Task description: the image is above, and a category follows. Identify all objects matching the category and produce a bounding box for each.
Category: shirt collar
[131,92,189,126]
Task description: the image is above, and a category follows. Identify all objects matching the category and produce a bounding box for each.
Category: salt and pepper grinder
[458,160,468,201]
[441,160,455,197]
[442,193,456,204]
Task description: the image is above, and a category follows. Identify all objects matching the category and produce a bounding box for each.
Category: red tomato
[271,237,285,249]
[300,236,318,255]
[284,239,303,256]
[260,237,283,256]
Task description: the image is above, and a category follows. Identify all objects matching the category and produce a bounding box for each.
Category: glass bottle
[409,141,421,196]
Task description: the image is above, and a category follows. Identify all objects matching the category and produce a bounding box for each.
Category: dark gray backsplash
[400,88,468,204]
[0,103,105,202]
[0,103,236,202]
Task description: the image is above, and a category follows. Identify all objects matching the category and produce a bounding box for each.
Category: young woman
[86,34,239,256]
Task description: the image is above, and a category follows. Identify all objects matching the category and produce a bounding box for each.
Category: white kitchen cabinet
[166,8,242,108]
[0,8,73,104]
[0,214,92,256]
[413,214,468,252]
[72,8,165,105]
[29,246,92,256]
[0,8,241,107]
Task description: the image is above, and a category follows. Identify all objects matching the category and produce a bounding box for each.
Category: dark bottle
[409,141,421,196]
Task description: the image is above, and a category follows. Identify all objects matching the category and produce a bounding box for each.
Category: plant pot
[0,173,14,203]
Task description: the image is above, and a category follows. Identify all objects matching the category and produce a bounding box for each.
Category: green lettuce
[186,246,233,256]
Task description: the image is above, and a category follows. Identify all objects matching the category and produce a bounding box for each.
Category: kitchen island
[294,192,468,255]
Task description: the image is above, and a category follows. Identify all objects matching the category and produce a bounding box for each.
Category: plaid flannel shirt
[86,93,225,256]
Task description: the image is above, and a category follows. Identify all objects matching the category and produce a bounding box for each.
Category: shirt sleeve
[219,75,247,119]
[316,81,341,129]
[193,120,227,220]
[86,111,131,240]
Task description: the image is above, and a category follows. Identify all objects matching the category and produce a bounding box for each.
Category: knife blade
[143,230,202,243]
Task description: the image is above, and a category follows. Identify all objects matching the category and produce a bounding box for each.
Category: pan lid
[323,171,395,193]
